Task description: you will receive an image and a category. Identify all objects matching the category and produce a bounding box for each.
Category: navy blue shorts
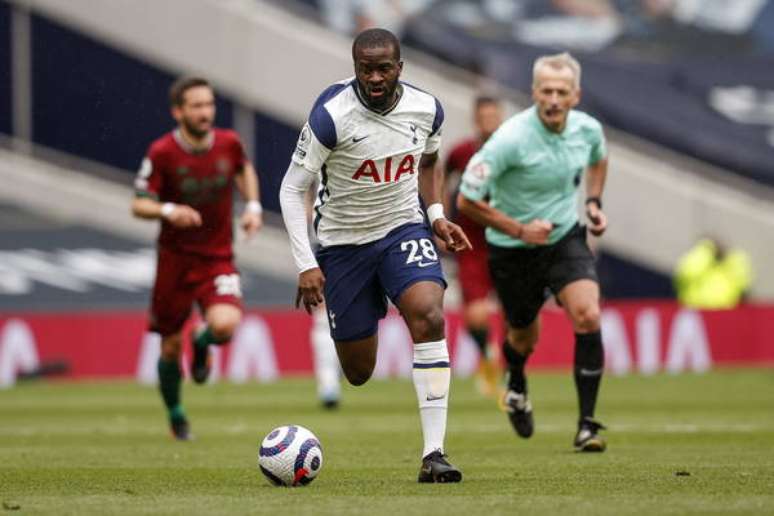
[316,223,446,341]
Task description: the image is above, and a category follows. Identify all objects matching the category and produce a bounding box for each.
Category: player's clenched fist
[163,204,202,228]
[296,267,325,314]
[432,219,473,253]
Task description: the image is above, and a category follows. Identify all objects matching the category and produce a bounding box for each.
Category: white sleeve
[280,161,320,273]
[292,122,332,173]
[424,130,442,155]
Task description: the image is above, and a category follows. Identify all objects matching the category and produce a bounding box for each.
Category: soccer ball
[258,425,323,487]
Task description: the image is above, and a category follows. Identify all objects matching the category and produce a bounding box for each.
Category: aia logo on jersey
[352,154,415,183]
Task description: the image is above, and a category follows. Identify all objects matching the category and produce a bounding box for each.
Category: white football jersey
[292,78,444,247]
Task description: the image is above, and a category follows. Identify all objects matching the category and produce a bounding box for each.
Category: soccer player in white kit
[280,28,470,482]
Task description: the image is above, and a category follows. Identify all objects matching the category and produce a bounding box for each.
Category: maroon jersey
[445,138,486,250]
[446,137,493,302]
[135,128,247,258]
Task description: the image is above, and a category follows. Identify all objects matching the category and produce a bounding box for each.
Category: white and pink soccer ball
[258,425,323,487]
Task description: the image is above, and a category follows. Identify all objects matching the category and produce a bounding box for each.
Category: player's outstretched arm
[585,157,608,237]
[235,162,264,238]
[131,197,202,228]
[279,161,326,313]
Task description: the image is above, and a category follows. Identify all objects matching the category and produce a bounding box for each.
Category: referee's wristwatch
[585,197,602,210]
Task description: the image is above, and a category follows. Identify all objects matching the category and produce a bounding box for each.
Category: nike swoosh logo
[417,261,436,268]
[426,394,445,401]
[579,368,603,376]
[352,135,368,143]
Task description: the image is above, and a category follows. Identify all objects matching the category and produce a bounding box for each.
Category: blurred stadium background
[1,0,772,385]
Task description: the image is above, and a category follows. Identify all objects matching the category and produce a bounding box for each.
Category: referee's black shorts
[488,223,598,329]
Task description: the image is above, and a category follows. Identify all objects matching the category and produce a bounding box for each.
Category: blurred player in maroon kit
[132,77,263,440]
[444,96,504,396]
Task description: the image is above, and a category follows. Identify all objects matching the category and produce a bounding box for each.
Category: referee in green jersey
[457,52,609,452]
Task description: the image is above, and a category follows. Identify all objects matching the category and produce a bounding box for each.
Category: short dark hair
[474,95,500,110]
[352,28,401,61]
[169,76,212,107]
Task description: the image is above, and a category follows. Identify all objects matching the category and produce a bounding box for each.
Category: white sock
[312,308,341,402]
[412,339,451,458]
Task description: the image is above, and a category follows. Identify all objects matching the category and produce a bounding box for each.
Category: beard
[182,117,212,138]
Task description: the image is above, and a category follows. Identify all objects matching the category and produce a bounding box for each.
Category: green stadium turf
[1,370,773,515]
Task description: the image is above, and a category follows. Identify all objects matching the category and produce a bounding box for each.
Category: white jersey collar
[173,128,215,155]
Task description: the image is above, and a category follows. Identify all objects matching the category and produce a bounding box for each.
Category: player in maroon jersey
[444,96,504,397]
[132,77,263,440]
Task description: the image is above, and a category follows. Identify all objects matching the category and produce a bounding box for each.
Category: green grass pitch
[1,370,773,515]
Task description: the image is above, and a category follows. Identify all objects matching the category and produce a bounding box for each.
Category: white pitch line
[0,422,769,437]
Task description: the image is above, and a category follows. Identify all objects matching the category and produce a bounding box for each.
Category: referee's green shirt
[459,106,606,248]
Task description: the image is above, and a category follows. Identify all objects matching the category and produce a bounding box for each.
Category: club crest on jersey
[216,158,231,174]
[409,123,418,144]
[352,154,415,183]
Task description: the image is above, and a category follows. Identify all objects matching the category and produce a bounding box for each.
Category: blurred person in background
[353,0,434,36]
[280,28,470,482]
[674,238,753,309]
[131,77,263,440]
[443,95,504,397]
[317,0,433,36]
[310,306,342,408]
[458,52,610,452]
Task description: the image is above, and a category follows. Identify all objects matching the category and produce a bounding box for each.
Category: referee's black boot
[574,417,607,452]
[502,390,534,438]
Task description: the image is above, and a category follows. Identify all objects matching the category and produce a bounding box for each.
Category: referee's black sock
[468,327,490,358]
[574,331,604,420]
[502,340,528,394]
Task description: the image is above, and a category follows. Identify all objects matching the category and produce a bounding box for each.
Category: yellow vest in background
[674,239,753,309]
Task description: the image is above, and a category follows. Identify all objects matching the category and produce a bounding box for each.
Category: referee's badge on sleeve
[462,158,491,193]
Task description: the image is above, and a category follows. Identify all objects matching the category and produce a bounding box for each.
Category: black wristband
[585,197,602,210]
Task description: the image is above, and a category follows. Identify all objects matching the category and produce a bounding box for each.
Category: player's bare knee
[206,307,241,341]
[509,336,536,356]
[208,318,239,342]
[573,304,600,332]
[342,365,373,386]
[159,348,180,361]
[160,334,183,361]
[507,328,537,355]
[464,300,490,328]
[408,305,445,342]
